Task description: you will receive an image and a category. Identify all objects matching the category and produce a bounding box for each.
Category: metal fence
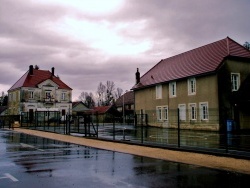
[1,110,250,158]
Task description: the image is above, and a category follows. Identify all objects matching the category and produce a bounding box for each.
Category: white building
[8,65,72,117]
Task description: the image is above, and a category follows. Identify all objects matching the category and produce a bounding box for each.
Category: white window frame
[156,106,162,121]
[162,106,168,120]
[156,85,162,99]
[188,78,196,95]
[61,92,66,100]
[189,103,197,120]
[29,91,34,99]
[156,106,168,121]
[231,73,240,91]
[199,102,209,120]
[169,82,176,98]
[178,104,186,121]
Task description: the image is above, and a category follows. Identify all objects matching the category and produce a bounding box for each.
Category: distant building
[115,91,134,122]
[132,37,250,131]
[92,105,120,123]
[8,65,72,119]
[72,101,91,116]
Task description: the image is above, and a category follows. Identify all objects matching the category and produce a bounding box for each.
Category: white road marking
[0,173,19,182]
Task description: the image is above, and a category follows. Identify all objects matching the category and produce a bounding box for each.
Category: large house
[8,65,72,120]
[132,37,250,131]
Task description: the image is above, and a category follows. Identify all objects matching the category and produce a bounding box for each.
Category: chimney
[29,65,33,75]
[135,68,140,84]
[51,67,55,76]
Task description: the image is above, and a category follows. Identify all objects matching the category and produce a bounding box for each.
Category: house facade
[8,65,72,119]
[132,37,250,131]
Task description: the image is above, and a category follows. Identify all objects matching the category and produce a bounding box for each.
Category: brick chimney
[135,68,140,84]
[51,67,55,76]
[29,65,33,75]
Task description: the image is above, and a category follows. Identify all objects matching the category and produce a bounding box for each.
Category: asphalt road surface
[0,129,249,188]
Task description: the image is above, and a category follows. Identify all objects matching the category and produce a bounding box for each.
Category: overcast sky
[1,0,249,101]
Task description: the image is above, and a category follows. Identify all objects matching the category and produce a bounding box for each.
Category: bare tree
[0,91,8,106]
[113,87,123,100]
[105,80,115,106]
[243,42,250,50]
[96,82,106,106]
[78,92,95,108]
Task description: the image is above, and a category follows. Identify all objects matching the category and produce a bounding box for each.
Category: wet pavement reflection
[0,129,249,188]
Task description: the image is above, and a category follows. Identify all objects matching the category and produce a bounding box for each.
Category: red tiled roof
[9,68,72,91]
[92,106,111,114]
[133,37,250,89]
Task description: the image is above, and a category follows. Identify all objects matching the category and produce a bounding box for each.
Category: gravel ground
[12,128,250,175]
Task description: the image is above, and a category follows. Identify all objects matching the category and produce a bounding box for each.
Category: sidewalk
[12,128,250,175]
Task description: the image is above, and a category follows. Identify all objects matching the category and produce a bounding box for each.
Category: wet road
[0,129,249,188]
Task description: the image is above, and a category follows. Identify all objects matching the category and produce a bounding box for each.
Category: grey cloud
[0,0,249,100]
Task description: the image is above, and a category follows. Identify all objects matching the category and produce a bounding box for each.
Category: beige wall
[8,89,20,115]
[135,74,220,130]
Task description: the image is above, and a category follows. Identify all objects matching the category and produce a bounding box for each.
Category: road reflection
[0,129,249,188]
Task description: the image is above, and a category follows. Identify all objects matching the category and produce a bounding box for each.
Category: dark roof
[9,68,72,91]
[133,37,250,90]
[72,101,83,108]
[115,91,134,107]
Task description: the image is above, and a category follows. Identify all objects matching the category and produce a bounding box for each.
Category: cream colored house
[132,37,250,131]
[8,65,72,120]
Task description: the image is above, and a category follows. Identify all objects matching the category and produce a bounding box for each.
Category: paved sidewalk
[12,128,250,175]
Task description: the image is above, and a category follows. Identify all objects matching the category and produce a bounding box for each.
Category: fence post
[141,109,143,144]
[113,114,115,141]
[134,113,137,127]
[96,112,99,138]
[177,108,180,148]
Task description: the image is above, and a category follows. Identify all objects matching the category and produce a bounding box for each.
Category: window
[188,78,196,95]
[45,91,51,99]
[29,91,34,99]
[199,102,209,120]
[156,106,162,121]
[189,103,197,120]
[169,82,176,97]
[156,106,168,121]
[231,73,240,91]
[61,93,66,100]
[162,106,168,120]
[178,104,186,121]
[156,85,162,99]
